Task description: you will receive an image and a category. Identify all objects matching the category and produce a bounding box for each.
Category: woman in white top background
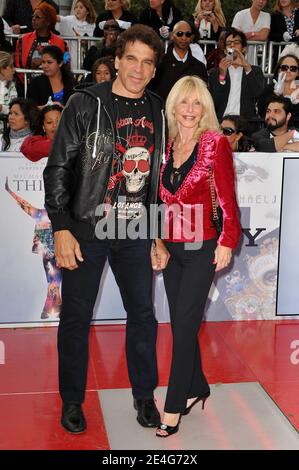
[56,0,97,69]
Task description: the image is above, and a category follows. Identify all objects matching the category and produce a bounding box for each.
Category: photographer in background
[209,28,265,122]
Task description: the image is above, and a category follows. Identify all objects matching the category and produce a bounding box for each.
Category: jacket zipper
[91,103,116,237]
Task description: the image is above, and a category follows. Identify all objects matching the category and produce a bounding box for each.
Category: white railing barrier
[7,34,104,70]
[15,68,89,97]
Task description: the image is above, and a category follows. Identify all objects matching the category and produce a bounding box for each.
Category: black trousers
[163,239,217,413]
[58,238,158,404]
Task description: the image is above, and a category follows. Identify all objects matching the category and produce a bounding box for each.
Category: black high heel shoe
[156,416,181,438]
[182,391,210,416]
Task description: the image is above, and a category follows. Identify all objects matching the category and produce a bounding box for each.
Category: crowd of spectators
[1,0,299,159]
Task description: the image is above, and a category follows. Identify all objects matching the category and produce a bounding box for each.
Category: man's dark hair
[224,28,247,48]
[115,24,164,66]
[265,95,292,115]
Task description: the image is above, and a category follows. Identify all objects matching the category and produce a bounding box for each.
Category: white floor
[99,383,299,450]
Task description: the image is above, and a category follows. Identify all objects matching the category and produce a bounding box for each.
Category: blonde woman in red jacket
[152,75,241,438]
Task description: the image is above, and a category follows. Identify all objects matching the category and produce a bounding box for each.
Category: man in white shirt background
[232,0,270,64]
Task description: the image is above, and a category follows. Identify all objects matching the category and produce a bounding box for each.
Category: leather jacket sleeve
[43,94,86,233]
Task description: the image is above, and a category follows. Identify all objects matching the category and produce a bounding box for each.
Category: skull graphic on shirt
[122,147,150,193]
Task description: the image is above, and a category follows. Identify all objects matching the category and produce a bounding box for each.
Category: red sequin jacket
[159,130,241,248]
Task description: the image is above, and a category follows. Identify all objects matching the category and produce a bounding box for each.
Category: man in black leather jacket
[44,25,168,434]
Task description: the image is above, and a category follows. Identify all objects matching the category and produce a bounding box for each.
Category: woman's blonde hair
[193,0,226,28]
[166,76,219,141]
[74,0,97,24]
[272,0,298,13]
[0,51,13,71]
[105,0,131,11]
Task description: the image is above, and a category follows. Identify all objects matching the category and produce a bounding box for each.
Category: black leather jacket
[44,81,165,240]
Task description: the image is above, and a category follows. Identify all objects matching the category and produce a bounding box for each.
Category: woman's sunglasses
[280,64,299,72]
[175,31,193,38]
[220,127,236,136]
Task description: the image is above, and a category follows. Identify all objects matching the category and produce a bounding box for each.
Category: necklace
[113,95,147,107]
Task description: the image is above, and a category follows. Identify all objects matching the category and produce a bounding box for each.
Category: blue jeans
[58,238,158,403]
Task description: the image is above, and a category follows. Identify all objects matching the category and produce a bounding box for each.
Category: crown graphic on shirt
[128,134,147,147]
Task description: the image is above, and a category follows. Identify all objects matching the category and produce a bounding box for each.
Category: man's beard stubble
[266,116,287,131]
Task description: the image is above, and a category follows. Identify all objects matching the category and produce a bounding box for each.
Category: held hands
[273,72,286,95]
[151,239,170,271]
[54,230,84,270]
[213,245,232,272]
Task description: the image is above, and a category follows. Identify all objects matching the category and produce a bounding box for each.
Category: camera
[203,11,212,16]
[226,48,234,60]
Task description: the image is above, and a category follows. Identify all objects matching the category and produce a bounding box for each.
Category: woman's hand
[213,245,232,272]
[290,86,299,104]
[273,72,286,95]
[151,239,170,271]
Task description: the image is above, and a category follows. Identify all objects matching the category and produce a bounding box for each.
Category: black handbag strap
[208,165,219,221]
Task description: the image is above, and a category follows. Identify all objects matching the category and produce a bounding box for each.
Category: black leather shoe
[61,403,87,434]
[133,398,160,427]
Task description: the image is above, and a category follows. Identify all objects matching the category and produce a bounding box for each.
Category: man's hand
[151,239,170,271]
[219,57,231,76]
[54,230,83,270]
[232,49,251,72]
[213,245,232,272]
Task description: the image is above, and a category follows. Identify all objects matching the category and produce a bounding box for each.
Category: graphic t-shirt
[104,93,154,226]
